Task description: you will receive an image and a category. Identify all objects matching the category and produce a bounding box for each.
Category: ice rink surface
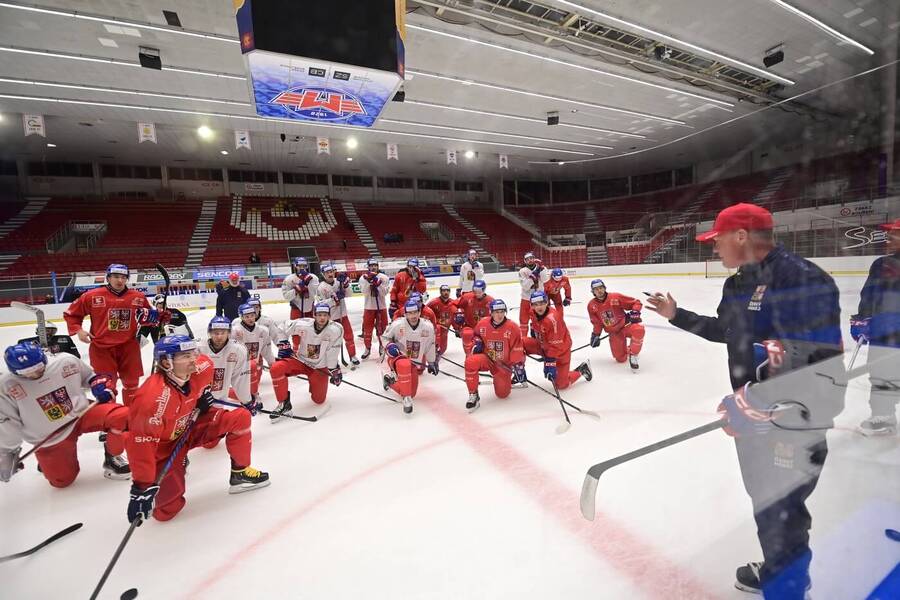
[1,274,898,599]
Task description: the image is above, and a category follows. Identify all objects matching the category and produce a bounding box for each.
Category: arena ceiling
[0,0,893,180]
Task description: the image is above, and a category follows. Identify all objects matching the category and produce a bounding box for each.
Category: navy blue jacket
[216,284,250,321]
[857,252,900,347]
[671,246,843,391]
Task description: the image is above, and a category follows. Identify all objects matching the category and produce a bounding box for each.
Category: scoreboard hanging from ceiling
[235,0,406,128]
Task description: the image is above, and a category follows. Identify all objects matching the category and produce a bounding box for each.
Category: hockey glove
[0,447,23,483]
[336,272,349,284]
[590,332,603,348]
[562,298,571,307]
[294,284,309,298]
[128,483,160,524]
[329,368,343,386]
[89,374,116,404]
[385,342,402,358]
[427,361,440,376]
[197,387,215,415]
[512,363,527,384]
[543,359,557,382]
[455,288,462,298]
[388,301,398,319]
[242,399,263,417]
[625,310,642,324]
[158,309,173,326]
[454,313,466,326]
[276,340,293,360]
[335,287,346,301]
[850,314,870,342]
[136,308,161,327]
[717,383,775,437]
[472,336,484,354]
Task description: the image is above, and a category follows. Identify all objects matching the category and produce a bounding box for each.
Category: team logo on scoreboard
[270,87,367,121]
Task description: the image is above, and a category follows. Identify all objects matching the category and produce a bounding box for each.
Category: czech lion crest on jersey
[212,368,226,392]
[405,341,421,359]
[305,344,321,360]
[36,386,73,421]
[487,340,504,361]
[601,309,616,328]
[108,308,132,331]
[245,342,260,360]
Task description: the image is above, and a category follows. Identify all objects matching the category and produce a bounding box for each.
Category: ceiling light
[197,125,213,139]
[765,0,873,55]
[551,0,797,84]
[407,70,690,125]
[380,118,613,149]
[403,100,647,139]
[464,150,475,159]
[220,150,228,155]
[346,137,358,149]
[408,24,734,105]
[346,157,353,162]
[46,143,56,147]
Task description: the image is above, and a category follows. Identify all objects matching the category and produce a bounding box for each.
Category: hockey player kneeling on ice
[17,321,81,358]
[231,303,273,403]
[125,336,268,523]
[463,300,526,413]
[455,280,494,355]
[524,291,591,389]
[381,300,438,415]
[201,317,255,450]
[428,284,459,357]
[269,303,344,421]
[248,295,282,368]
[317,262,360,369]
[394,292,438,329]
[0,343,129,486]
[586,279,645,370]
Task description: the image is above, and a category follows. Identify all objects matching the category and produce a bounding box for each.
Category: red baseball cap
[696,202,774,242]
[880,218,900,231]
[228,273,240,282]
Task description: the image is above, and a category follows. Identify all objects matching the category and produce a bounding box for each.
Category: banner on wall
[138,122,157,144]
[23,114,45,137]
[235,129,251,150]
[317,137,331,155]
[447,150,457,165]
[499,154,508,169]
[386,143,398,160]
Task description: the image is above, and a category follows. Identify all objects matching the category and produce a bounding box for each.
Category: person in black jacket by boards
[850,217,900,436]
[647,203,845,599]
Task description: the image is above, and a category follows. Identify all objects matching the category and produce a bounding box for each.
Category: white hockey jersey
[357,272,390,311]
[255,314,283,364]
[381,317,436,364]
[458,260,485,293]
[282,272,320,314]
[203,339,251,404]
[0,353,95,451]
[316,277,352,320]
[230,320,274,366]
[518,266,551,300]
[281,318,343,370]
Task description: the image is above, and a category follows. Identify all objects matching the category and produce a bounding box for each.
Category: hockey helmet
[530,291,549,304]
[314,302,332,315]
[590,279,606,290]
[238,302,256,316]
[4,343,47,376]
[551,268,564,281]
[407,258,419,268]
[404,299,420,313]
[473,280,487,292]
[208,316,232,331]
[106,263,129,278]
[153,335,198,362]
[490,299,508,313]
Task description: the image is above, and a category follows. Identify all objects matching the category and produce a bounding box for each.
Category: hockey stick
[342,378,399,403]
[520,377,602,422]
[17,402,96,463]
[550,380,571,434]
[524,339,605,363]
[11,301,47,348]
[212,399,329,422]
[580,419,727,521]
[0,523,83,563]
[89,408,201,600]
[134,264,171,340]
[441,356,526,388]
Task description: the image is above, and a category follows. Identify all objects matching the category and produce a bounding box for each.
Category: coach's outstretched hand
[645,292,677,320]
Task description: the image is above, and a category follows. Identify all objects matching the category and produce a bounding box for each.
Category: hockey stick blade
[0,523,83,563]
[580,419,726,520]
[11,301,48,347]
[555,421,571,435]
[121,588,138,600]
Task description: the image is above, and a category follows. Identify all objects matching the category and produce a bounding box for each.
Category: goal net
[704,258,735,278]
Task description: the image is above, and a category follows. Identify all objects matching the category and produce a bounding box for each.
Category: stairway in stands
[184,199,218,268]
[752,167,793,204]
[584,205,608,266]
[442,204,489,255]
[644,184,722,263]
[0,198,49,274]
[341,201,380,258]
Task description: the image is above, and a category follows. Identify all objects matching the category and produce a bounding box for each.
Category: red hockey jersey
[64,286,151,348]
[528,307,572,359]
[471,316,525,366]
[587,293,641,334]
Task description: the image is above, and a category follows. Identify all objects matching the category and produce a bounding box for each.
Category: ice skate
[229,466,270,494]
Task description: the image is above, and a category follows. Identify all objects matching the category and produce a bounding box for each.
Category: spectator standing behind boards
[216,273,250,321]
[248,252,261,265]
